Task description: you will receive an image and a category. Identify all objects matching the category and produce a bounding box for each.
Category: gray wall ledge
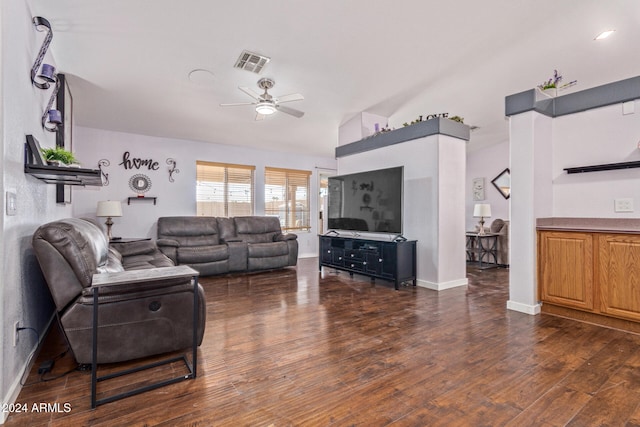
[335,117,470,158]
[505,75,640,118]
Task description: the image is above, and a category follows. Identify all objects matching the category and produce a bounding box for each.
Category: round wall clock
[129,174,152,194]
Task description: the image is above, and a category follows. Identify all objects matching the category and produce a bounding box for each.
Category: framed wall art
[472,177,485,201]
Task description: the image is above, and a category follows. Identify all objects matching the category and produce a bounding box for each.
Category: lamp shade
[473,203,491,218]
[96,200,123,218]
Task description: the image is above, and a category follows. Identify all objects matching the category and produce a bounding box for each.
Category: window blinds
[196,161,255,217]
[265,167,311,231]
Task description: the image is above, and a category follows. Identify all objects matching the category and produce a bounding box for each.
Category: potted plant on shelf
[538,70,577,97]
[41,146,79,167]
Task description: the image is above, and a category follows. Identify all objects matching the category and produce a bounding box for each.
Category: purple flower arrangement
[539,69,577,90]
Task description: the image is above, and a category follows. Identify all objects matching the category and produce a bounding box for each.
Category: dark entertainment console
[319,235,417,289]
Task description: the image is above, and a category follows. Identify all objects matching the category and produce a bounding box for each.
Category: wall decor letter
[119,151,160,170]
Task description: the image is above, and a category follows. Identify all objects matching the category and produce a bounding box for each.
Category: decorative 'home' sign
[119,151,159,170]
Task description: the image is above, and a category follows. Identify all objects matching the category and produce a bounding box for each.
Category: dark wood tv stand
[319,234,417,289]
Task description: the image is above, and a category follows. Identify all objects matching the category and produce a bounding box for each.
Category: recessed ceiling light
[188,69,215,85]
[594,30,615,40]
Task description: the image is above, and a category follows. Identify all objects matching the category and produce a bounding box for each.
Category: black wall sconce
[30,16,54,89]
[30,16,62,132]
[41,78,62,131]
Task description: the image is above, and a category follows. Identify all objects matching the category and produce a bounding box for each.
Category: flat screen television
[327,166,403,234]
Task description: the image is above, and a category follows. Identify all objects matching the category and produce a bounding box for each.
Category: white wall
[2,1,68,420]
[466,140,510,230]
[71,126,336,258]
[552,100,640,217]
[337,134,467,289]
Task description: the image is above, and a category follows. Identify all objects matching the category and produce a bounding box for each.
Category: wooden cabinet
[538,230,640,327]
[599,233,640,322]
[538,231,594,311]
[319,235,416,290]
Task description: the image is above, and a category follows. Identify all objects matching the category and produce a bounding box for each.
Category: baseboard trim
[507,300,541,315]
[542,303,640,334]
[417,277,468,291]
[1,314,56,425]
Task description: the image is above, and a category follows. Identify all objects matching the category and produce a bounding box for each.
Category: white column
[337,133,468,290]
[508,111,553,314]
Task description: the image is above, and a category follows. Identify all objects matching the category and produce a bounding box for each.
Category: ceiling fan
[220,78,305,120]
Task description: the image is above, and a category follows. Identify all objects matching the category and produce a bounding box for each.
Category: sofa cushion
[216,217,237,242]
[33,218,109,287]
[158,217,220,246]
[97,248,125,273]
[178,245,228,264]
[121,253,175,270]
[247,241,289,258]
[234,216,282,243]
[110,240,156,257]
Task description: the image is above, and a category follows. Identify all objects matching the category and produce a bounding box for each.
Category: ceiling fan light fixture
[255,102,276,115]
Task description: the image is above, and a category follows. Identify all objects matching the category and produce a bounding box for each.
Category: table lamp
[96,200,123,240]
[473,203,491,235]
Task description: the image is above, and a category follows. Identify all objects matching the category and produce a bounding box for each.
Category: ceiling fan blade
[276,93,304,103]
[220,102,256,107]
[276,104,305,118]
[255,112,265,121]
[239,86,262,101]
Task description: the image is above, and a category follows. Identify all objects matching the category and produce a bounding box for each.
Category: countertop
[536,217,640,234]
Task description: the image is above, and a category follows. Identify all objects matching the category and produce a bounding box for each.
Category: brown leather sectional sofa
[32,218,206,364]
[156,216,298,276]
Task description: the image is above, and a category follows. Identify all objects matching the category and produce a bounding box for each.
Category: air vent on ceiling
[234,50,270,74]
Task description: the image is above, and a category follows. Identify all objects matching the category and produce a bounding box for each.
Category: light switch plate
[623,101,635,115]
[614,198,633,213]
[6,191,17,216]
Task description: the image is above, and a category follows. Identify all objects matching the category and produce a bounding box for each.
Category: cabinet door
[381,243,397,279]
[320,238,333,264]
[364,251,382,275]
[538,231,594,311]
[599,234,640,321]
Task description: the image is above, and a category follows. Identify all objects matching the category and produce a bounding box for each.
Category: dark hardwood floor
[7,258,640,426]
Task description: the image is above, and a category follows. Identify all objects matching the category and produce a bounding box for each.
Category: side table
[466,232,499,269]
[90,265,199,407]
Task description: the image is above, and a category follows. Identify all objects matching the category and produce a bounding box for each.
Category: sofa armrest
[157,238,180,247]
[110,240,157,257]
[275,233,297,242]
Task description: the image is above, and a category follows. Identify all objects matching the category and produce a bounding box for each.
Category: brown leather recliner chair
[32,218,206,365]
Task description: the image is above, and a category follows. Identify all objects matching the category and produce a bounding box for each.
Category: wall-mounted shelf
[24,138,102,186]
[335,118,470,158]
[128,196,157,205]
[25,164,103,186]
[564,160,640,174]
